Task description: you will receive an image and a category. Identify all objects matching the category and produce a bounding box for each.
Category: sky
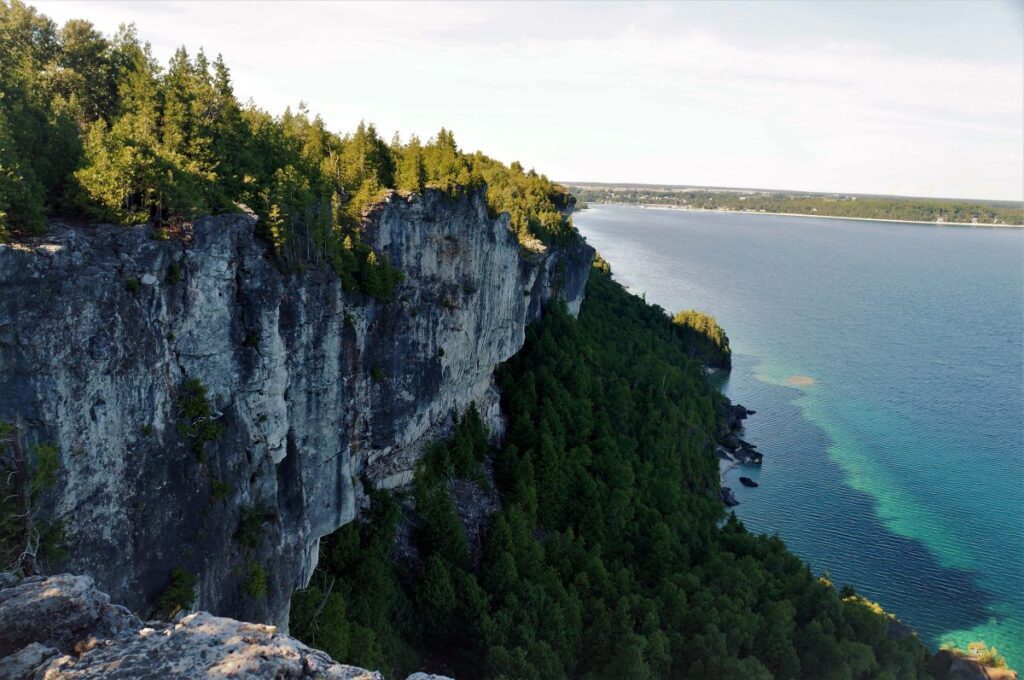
[34,0,1024,201]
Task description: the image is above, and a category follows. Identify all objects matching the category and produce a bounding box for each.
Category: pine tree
[267,203,285,256]
[395,135,426,194]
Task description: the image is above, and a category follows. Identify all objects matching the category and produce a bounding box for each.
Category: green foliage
[418,404,489,483]
[36,518,67,562]
[125,276,140,293]
[0,425,63,571]
[236,504,273,549]
[394,135,426,194]
[292,492,418,677]
[246,562,267,599]
[156,567,197,619]
[175,378,223,457]
[291,574,351,662]
[166,261,182,284]
[210,478,231,502]
[0,0,80,236]
[292,270,930,679]
[477,157,577,246]
[358,250,403,302]
[28,442,60,501]
[941,641,1008,669]
[672,309,731,368]
[1,2,576,295]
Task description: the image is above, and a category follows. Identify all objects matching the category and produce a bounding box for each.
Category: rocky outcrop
[928,649,1019,680]
[717,402,761,505]
[0,188,593,627]
[0,572,389,679]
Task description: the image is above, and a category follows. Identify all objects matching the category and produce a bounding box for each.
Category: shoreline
[720,460,740,484]
[587,202,1023,229]
[718,403,760,507]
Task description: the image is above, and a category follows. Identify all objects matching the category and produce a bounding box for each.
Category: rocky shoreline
[717,402,761,507]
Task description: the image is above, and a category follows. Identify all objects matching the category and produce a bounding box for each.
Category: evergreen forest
[290,266,932,680]
[0,0,575,300]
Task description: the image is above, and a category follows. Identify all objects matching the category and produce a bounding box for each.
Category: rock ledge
[0,573,445,680]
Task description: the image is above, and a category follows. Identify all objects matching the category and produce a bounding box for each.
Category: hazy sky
[35,1,1024,201]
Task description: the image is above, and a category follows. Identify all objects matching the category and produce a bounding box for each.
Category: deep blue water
[573,205,1024,667]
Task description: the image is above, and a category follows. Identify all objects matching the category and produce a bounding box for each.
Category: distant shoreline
[585,202,1024,229]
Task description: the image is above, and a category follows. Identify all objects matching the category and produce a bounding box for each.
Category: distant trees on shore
[570,186,1024,226]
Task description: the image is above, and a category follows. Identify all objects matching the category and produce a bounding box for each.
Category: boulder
[720,487,739,507]
[928,649,1019,680]
[0,573,136,657]
[0,573,388,680]
[727,403,752,430]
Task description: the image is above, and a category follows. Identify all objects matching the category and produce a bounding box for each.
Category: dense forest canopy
[291,265,932,679]
[671,309,731,369]
[0,0,576,299]
[570,184,1024,226]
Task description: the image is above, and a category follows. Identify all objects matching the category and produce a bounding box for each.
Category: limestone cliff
[0,187,593,627]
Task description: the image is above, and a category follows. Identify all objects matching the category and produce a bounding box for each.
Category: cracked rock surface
[0,572,390,679]
[0,187,592,627]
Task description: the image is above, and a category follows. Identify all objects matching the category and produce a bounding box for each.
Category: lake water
[573,204,1024,667]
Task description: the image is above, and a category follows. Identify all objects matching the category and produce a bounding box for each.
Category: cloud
[33,0,1024,200]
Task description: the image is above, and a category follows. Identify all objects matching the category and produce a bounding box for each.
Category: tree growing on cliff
[0,420,61,575]
[395,135,426,194]
[672,308,731,368]
[2,1,579,300]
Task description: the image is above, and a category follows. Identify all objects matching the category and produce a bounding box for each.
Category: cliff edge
[0,571,402,679]
[0,187,594,627]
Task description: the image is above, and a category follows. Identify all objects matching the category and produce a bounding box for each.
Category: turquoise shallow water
[573,205,1024,667]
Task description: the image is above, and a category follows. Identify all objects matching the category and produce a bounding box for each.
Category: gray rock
[0,574,113,656]
[0,642,60,679]
[0,187,593,627]
[405,674,454,680]
[0,573,385,680]
[720,487,739,507]
[928,649,1019,680]
[40,612,383,679]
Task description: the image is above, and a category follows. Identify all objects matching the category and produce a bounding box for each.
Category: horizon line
[557,180,1024,206]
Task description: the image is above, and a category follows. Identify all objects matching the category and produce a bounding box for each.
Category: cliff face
[0,188,593,627]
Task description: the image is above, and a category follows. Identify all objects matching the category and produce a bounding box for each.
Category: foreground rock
[0,573,444,680]
[928,649,1018,680]
[0,187,593,626]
